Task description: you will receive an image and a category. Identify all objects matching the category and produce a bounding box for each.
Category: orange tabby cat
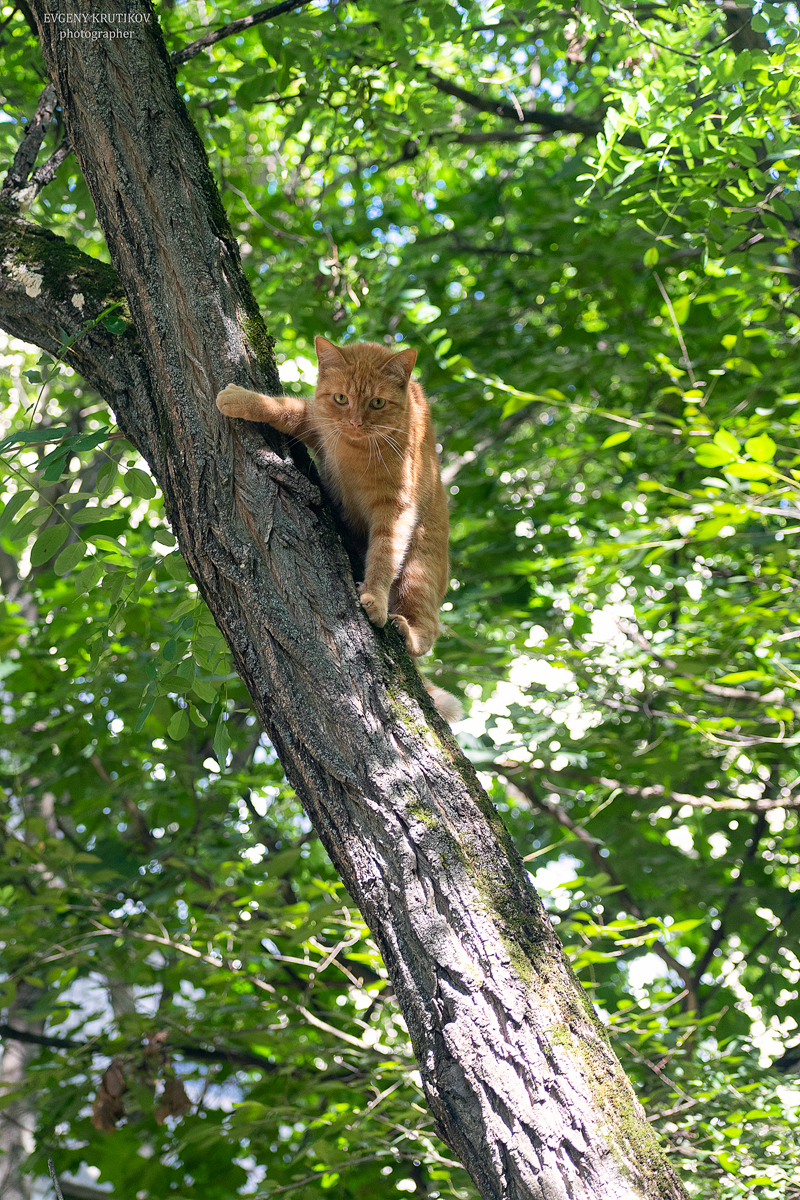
[216,337,460,721]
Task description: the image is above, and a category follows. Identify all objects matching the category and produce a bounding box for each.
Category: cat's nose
[350,418,362,428]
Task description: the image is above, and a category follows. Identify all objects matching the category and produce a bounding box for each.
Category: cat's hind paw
[389,612,413,651]
[360,590,388,627]
[216,383,256,419]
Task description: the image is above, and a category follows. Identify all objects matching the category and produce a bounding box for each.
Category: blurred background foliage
[2,0,800,1196]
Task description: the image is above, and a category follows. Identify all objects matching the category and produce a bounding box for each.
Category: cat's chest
[320,456,373,528]
[319,443,408,530]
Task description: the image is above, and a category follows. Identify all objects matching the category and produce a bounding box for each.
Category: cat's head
[313,337,417,439]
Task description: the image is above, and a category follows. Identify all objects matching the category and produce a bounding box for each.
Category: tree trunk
[1,3,689,1197]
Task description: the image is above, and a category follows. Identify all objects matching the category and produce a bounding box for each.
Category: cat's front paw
[360,590,388,627]
[216,383,255,419]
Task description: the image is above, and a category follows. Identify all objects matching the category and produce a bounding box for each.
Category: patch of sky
[51,973,160,1039]
[183,1072,243,1113]
[528,855,582,911]
[625,951,671,997]
[279,355,317,385]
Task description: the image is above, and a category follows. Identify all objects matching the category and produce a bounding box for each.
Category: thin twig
[653,272,697,387]
[48,1159,64,1200]
[223,180,307,245]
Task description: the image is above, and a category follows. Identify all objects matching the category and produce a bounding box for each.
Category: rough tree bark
[0,3,689,1198]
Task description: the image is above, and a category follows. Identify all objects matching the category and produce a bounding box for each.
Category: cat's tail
[424,681,463,724]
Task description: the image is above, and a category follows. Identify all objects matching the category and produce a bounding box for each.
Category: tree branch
[423,68,605,138]
[616,617,800,714]
[0,81,58,204]
[565,775,800,813]
[499,770,699,1005]
[692,807,769,992]
[0,211,154,456]
[0,1022,281,1072]
[171,0,316,66]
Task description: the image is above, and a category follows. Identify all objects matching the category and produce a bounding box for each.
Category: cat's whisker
[362,436,376,479]
[376,432,404,462]
[373,438,391,477]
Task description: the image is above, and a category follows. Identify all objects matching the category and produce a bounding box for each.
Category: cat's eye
[369,397,386,409]
[333,393,348,405]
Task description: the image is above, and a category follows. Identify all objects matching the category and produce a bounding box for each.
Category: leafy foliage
[2,0,800,1197]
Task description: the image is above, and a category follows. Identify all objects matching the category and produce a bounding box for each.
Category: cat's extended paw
[360,590,388,627]
[216,383,255,419]
[389,612,413,650]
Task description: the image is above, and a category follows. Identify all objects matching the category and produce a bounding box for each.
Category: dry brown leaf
[91,1058,127,1132]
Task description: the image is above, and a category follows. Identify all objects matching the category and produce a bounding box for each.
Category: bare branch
[29,138,72,190]
[0,82,60,209]
[615,617,800,714]
[0,1022,283,1072]
[590,776,800,812]
[423,68,604,138]
[171,0,315,66]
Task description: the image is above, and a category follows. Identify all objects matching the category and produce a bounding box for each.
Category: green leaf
[30,523,69,567]
[72,560,104,595]
[601,431,632,449]
[102,316,127,335]
[71,508,120,525]
[717,671,771,685]
[170,597,199,621]
[124,467,157,500]
[694,517,734,540]
[713,429,740,456]
[0,490,33,534]
[9,506,49,540]
[725,462,773,480]
[695,444,735,468]
[104,570,128,605]
[72,427,110,452]
[53,541,87,575]
[134,699,155,733]
[192,678,218,703]
[0,426,70,452]
[41,452,70,482]
[96,461,118,493]
[643,247,659,267]
[162,638,180,662]
[213,713,231,763]
[164,552,190,581]
[167,708,190,740]
[722,357,762,378]
[87,535,130,557]
[744,433,777,463]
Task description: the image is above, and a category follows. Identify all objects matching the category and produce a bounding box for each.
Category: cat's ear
[315,336,346,370]
[382,347,417,386]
